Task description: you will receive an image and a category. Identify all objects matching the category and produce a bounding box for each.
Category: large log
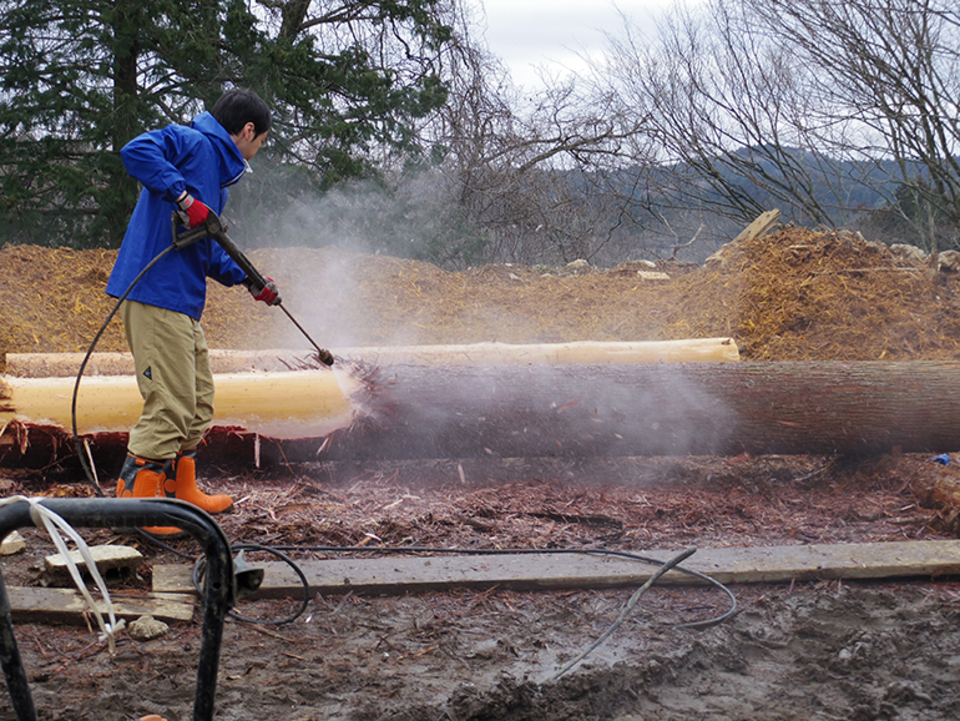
[3,361,960,463]
[315,360,960,460]
[4,338,739,377]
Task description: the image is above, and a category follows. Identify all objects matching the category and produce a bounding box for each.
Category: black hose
[192,542,311,626]
[264,543,738,629]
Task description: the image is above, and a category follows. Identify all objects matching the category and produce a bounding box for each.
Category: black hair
[211,88,271,137]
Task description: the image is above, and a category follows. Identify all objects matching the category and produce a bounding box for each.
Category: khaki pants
[121,300,214,460]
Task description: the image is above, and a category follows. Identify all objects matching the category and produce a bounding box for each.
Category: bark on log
[4,338,739,378]
[317,360,960,460]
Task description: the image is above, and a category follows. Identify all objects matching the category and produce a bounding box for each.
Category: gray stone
[128,615,169,641]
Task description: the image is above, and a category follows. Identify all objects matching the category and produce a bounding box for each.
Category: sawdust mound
[704,227,960,361]
[0,245,126,364]
[2,226,959,371]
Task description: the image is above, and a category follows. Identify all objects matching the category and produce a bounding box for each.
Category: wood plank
[6,587,195,625]
[706,210,781,269]
[732,208,782,243]
[153,540,960,599]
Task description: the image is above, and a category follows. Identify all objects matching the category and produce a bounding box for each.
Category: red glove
[248,277,281,306]
[176,193,210,229]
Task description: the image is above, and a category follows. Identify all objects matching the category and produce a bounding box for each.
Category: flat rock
[0,530,26,555]
[44,544,143,578]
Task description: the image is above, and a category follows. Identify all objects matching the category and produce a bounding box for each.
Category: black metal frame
[0,498,236,721]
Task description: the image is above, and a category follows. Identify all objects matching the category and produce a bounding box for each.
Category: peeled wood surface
[345,338,740,366]
[152,539,960,598]
[5,350,297,377]
[319,360,960,459]
[4,338,739,378]
[0,370,355,439]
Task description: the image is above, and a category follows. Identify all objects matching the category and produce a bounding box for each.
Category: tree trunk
[318,360,960,460]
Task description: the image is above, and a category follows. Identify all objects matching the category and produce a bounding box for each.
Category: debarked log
[4,338,740,378]
[3,360,960,462]
[0,369,356,439]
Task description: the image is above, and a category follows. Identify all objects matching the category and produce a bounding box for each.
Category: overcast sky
[477,0,678,90]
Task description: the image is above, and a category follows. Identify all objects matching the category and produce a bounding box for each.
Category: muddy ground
[3,226,960,719]
[0,455,960,721]
[2,456,960,721]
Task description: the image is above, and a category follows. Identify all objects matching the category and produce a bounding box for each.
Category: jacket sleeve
[120,126,196,203]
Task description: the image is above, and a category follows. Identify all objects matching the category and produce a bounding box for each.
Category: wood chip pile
[2,226,959,373]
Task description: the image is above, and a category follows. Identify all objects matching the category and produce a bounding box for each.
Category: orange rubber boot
[163,448,233,514]
[116,454,182,536]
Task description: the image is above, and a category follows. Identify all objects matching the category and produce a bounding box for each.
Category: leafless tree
[599,2,863,226]
[742,0,960,250]
[363,0,656,268]
[595,0,960,251]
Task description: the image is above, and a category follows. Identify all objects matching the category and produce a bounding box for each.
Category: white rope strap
[0,496,125,653]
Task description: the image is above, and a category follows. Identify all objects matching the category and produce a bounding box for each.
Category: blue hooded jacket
[106,112,249,320]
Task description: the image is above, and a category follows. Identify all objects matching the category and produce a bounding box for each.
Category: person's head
[211,88,271,160]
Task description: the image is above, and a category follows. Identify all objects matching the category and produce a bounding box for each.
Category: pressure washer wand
[277,304,334,366]
[172,211,335,366]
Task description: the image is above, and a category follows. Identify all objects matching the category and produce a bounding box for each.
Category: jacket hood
[191,111,247,187]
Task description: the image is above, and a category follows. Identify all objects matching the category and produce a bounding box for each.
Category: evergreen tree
[0,0,451,248]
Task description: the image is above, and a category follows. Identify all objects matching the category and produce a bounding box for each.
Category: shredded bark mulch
[3,227,960,371]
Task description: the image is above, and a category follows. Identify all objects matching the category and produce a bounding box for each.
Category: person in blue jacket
[106,88,279,533]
